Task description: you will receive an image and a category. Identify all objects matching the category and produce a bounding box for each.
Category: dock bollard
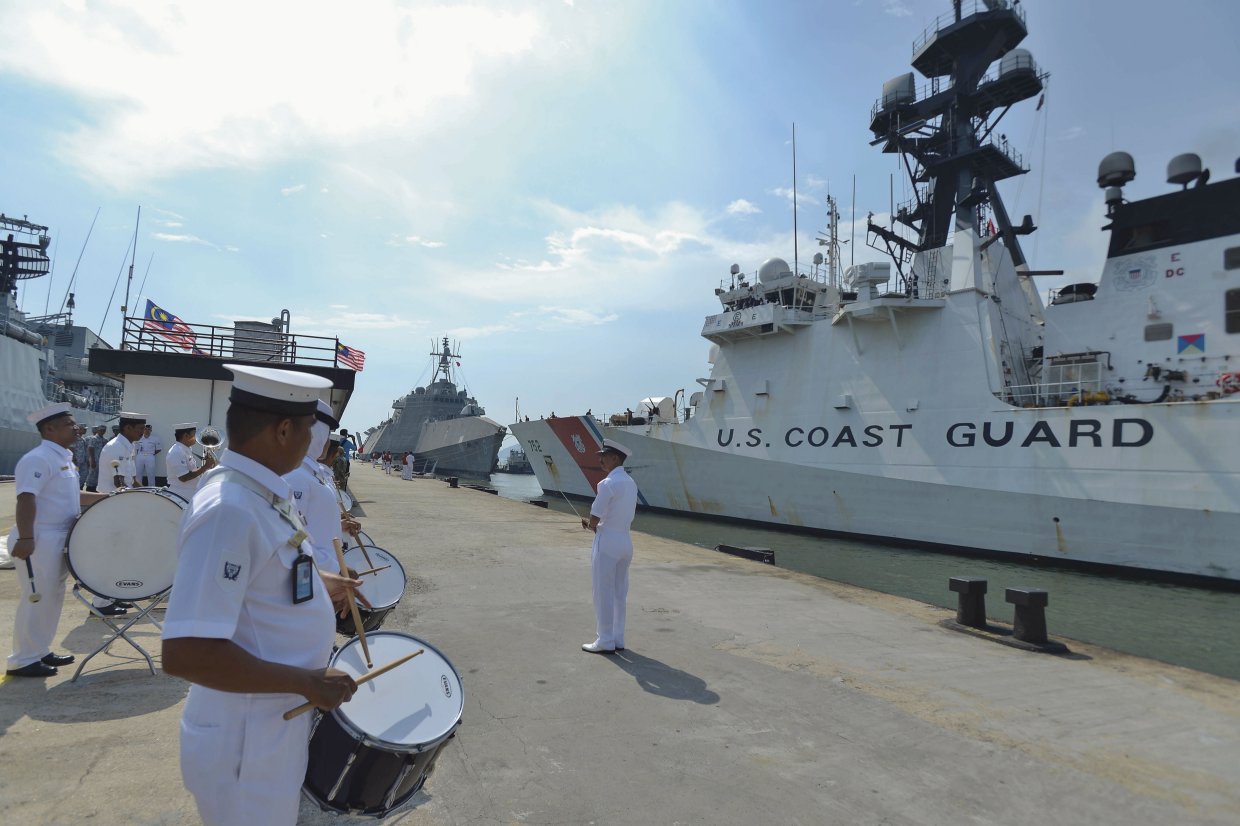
[948,577,988,628]
[1005,587,1050,644]
[447,477,459,488]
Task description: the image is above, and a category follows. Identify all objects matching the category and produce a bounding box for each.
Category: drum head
[339,489,354,511]
[343,546,406,610]
[355,529,375,549]
[68,488,184,600]
[331,632,463,750]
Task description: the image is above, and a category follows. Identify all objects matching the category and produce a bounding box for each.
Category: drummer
[6,403,110,678]
[161,364,361,826]
[87,411,147,615]
[165,423,217,502]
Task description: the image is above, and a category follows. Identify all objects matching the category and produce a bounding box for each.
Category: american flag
[142,299,199,351]
[336,341,366,371]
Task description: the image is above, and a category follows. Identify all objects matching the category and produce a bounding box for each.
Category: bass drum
[67,488,185,601]
[336,546,407,636]
[304,632,463,817]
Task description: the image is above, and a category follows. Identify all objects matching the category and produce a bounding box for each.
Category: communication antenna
[792,123,799,274]
[850,175,856,269]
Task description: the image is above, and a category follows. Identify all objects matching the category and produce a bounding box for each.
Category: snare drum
[343,529,375,551]
[67,487,185,601]
[336,546,407,636]
[304,632,463,816]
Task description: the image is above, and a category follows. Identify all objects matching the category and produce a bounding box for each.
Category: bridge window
[1144,323,1173,341]
[1226,247,1240,270]
[1227,289,1240,334]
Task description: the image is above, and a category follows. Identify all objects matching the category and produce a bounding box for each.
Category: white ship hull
[415,415,506,477]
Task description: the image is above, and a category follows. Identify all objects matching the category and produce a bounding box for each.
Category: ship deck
[1,471,1238,824]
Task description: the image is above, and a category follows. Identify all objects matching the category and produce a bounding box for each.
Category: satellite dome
[1097,152,1136,188]
[758,257,792,283]
[1166,153,1203,187]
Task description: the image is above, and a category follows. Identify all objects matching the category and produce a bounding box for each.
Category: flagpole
[121,206,141,348]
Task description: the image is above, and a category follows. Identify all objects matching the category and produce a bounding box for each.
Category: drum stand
[69,584,169,682]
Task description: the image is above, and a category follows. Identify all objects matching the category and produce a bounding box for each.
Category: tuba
[199,426,223,462]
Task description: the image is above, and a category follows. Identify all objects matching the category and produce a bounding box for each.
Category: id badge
[292,553,315,604]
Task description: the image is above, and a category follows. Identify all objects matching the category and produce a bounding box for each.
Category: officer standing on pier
[161,364,359,826]
[6,403,109,677]
[135,423,162,487]
[581,439,638,654]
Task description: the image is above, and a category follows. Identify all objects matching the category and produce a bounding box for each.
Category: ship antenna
[792,122,799,274]
[121,205,140,344]
[850,175,856,269]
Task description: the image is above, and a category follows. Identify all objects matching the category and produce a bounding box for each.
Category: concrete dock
[1,467,1238,825]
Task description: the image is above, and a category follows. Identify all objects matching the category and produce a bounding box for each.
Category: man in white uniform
[7,403,109,677]
[284,401,357,575]
[92,412,147,615]
[162,364,360,826]
[135,423,162,487]
[581,439,639,654]
[165,423,216,502]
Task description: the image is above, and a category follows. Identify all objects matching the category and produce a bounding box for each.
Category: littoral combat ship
[364,338,505,477]
[511,0,1240,584]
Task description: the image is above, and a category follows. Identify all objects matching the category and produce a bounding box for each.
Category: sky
[3,0,1239,447]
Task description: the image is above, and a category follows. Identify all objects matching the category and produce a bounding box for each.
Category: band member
[581,439,639,654]
[6,403,109,677]
[135,423,162,487]
[91,411,147,615]
[162,364,361,826]
[165,423,216,502]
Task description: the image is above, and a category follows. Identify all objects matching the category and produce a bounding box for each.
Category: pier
[2,468,1238,824]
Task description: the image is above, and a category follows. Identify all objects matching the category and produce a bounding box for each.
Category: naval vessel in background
[511,0,1240,585]
[363,338,505,477]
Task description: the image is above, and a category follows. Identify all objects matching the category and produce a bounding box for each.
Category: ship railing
[1000,378,1107,408]
[870,75,953,124]
[911,0,1024,59]
[119,315,344,368]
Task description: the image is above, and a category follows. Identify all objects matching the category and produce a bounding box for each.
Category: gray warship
[363,337,505,477]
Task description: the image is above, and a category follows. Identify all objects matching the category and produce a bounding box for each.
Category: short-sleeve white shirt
[284,457,343,574]
[590,466,638,535]
[162,450,336,673]
[98,434,136,492]
[15,440,81,532]
[165,441,200,502]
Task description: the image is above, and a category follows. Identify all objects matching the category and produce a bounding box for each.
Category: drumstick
[282,648,424,720]
[24,558,41,604]
[339,506,375,569]
[333,538,372,668]
[353,564,391,577]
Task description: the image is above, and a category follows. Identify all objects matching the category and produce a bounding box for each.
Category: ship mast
[866,0,1045,292]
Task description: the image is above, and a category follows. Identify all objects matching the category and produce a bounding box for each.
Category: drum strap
[208,469,313,550]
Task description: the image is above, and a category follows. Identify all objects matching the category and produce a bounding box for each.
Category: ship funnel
[1097,152,1136,189]
[1166,153,1203,189]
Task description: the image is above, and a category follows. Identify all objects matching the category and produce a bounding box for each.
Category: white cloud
[510,306,619,328]
[726,199,761,216]
[446,323,517,339]
[883,0,913,17]
[389,234,446,249]
[281,184,307,196]
[1058,126,1085,141]
[769,186,820,207]
[153,232,217,248]
[0,2,546,187]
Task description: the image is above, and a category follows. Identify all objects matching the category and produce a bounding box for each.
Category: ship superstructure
[510,0,1240,584]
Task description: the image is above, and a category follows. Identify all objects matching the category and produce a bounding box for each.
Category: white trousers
[591,530,633,648]
[7,528,69,670]
[180,687,313,826]
[135,455,157,487]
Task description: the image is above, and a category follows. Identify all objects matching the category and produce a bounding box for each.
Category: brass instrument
[199,426,223,463]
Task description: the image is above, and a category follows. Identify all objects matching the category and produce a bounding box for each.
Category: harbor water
[490,472,1240,681]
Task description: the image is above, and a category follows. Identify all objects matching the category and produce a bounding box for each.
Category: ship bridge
[701,257,836,344]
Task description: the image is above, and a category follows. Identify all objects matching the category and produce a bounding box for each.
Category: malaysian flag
[142,299,199,351]
[336,341,366,371]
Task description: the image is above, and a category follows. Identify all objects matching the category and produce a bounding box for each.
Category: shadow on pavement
[605,649,720,704]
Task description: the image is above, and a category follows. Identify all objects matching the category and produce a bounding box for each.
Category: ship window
[1227,289,1240,334]
[1226,247,1240,270]
[1144,323,1173,341]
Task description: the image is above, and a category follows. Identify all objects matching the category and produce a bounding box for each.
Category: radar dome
[1166,153,1203,187]
[1097,152,1136,188]
[758,257,792,283]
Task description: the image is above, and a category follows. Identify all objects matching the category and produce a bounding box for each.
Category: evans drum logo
[440,674,453,698]
[115,579,144,589]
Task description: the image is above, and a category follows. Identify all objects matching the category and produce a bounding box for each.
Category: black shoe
[6,662,57,678]
[42,653,75,667]
[96,604,129,617]
[112,601,136,609]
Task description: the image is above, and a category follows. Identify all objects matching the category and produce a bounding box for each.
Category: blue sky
[3,0,1238,443]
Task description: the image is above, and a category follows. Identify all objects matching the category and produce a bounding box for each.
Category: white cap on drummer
[117,411,149,423]
[225,364,332,416]
[27,401,73,427]
[173,422,198,431]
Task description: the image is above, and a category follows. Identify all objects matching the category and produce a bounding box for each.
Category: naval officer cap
[225,364,333,417]
[173,422,198,432]
[117,411,149,424]
[27,401,74,427]
[315,399,340,429]
[597,438,632,459]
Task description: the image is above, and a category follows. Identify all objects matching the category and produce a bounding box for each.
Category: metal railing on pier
[119,315,346,368]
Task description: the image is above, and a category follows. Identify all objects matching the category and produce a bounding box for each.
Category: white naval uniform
[589,465,639,649]
[98,434,136,493]
[401,454,413,481]
[284,456,345,574]
[163,451,336,826]
[135,434,161,487]
[7,440,80,670]
[164,441,201,503]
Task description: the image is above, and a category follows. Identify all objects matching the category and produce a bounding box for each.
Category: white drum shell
[330,632,463,751]
[67,488,185,601]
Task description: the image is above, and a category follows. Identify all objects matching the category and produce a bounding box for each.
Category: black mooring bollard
[447,476,459,488]
[1005,587,1050,644]
[949,577,988,628]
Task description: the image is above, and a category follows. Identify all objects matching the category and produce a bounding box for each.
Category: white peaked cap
[225,364,332,416]
[173,422,198,430]
[315,399,340,429]
[117,411,149,422]
[597,438,632,459]
[27,401,73,426]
